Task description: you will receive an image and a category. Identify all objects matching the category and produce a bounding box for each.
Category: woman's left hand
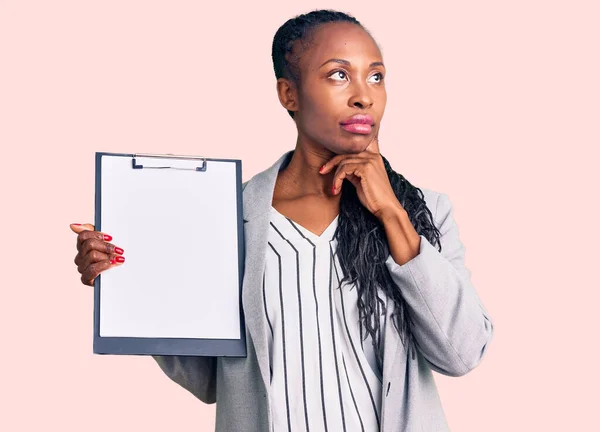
[319,136,404,221]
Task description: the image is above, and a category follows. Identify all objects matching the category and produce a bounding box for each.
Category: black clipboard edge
[93,152,247,357]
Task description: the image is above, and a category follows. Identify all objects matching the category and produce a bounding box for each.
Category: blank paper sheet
[98,155,241,340]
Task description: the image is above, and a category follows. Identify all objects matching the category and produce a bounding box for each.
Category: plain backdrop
[1,1,598,431]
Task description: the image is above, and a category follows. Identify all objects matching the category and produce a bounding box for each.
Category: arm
[152,355,217,404]
[383,192,494,377]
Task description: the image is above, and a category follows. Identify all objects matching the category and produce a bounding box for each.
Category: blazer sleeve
[384,192,494,377]
[152,355,217,404]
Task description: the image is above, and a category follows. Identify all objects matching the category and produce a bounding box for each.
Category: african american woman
[71,9,494,432]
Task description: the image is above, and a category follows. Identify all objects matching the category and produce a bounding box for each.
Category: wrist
[376,204,407,225]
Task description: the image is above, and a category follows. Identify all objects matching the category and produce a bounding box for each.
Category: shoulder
[416,187,458,232]
[418,187,438,210]
[418,187,442,221]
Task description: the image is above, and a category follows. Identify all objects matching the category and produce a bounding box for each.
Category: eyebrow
[318,58,385,69]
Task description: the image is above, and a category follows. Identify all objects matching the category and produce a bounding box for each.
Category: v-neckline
[270,205,339,242]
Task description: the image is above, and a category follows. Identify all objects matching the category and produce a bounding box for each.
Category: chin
[341,135,374,153]
[324,131,374,154]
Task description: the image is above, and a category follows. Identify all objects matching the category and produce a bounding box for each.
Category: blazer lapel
[241,149,294,394]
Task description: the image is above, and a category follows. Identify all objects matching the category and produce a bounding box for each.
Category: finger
[77,248,125,274]
[365,135,380,154]
[321,153,368,175]
[332,158,365,179]
[345,173,361,189]
[79,237,121,258]
[332,158,365,192]
[332,162,364,194]
[81,258,117,287]
[77,229,113,251]
[70,223,95,233]
[81,273,95,287]
[320,154,345,175]
[77,248,106,273]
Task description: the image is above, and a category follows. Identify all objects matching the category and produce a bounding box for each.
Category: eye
[328,70,348,81]
[368,72,384,83]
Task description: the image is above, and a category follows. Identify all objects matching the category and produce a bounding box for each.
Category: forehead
[297,22,382,71]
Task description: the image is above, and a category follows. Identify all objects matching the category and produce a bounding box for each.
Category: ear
[276,77,299,115]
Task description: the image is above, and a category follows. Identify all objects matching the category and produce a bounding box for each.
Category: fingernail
[332,185,336,194]
[110,259,115,264]
[319,165,324,173]
[104,234,113,241]
[72,223,81,226]
[116,256,125,263]
[115,247,124,255]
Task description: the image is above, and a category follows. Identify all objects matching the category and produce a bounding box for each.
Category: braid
[335,156,442,370]
[272,10,443,367]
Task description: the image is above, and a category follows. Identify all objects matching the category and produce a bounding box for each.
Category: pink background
[2,1,598,430]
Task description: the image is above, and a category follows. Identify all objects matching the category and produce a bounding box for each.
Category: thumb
[70,223,95,234]
[365,135,380,154]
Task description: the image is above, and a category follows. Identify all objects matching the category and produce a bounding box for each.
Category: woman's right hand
[70,223,125,286]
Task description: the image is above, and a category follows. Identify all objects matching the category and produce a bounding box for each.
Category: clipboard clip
[132,153,207,171]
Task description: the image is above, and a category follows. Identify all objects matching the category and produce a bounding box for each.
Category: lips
[340,114,375,125]
[341,123,372,134]
[340,114,374,135]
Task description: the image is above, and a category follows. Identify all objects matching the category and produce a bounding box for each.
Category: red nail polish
[115,247,124,255]
[72,223,81,226]
[319,165,324,173]
[110,259,115,264]
[116,256,125,263]
[104,234,112,241]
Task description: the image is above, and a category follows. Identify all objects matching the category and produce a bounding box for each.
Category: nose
[348,81,373,109]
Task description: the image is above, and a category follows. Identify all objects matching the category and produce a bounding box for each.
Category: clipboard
[93,152,246,357]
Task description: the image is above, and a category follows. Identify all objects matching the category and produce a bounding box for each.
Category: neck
[277,141,338,199]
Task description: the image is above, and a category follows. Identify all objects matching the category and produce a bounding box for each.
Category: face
[283,21,387,154]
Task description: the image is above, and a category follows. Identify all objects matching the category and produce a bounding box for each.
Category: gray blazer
[153,149,494,431]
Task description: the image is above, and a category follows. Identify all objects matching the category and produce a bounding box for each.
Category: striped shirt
[263,205,387,432]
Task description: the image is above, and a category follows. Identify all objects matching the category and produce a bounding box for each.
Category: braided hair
[272,9,443,369]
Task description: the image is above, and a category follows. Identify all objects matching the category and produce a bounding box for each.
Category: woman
[71,9,493,432]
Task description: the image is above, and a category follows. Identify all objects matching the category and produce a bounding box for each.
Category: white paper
[99,155,241,339]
